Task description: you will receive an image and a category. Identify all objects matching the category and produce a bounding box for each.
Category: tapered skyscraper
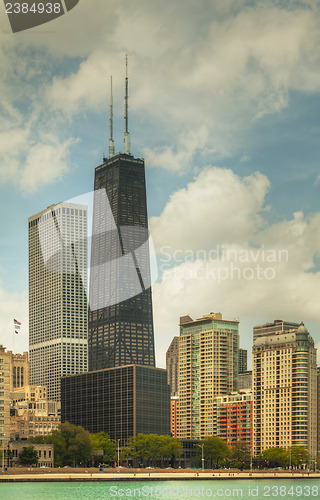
[88,60,155,371]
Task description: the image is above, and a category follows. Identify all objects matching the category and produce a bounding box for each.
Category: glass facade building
[61,364,170,442]
[88,154,155,371]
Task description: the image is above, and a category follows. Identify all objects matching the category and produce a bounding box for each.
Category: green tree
[258,447,288,468]
[231,441,251,463]
[45,422,93,467]
[91,432,116,465]
[19,446,39,466]
[289,446,309,468]
[202,436,231,468]
[122,434,182,467]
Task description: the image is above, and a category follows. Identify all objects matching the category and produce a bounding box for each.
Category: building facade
[239,348,247,374]
[177,312,239,440]
[166,336,179,396]
[253,319,300,343]
[61,364,170,443]
[10,385,60,440]
[9,441,54,468]
[214,390,252,447]
[238,371,252,391]
[28,202,88,401]
[88,154,155,371]
[6,351,29,390]
[0,346,10,449]
[253,323,317,457]
[170,395,179,438]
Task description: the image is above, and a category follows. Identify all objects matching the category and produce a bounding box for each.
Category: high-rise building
[239,348,247,373]
[0,346,10,448]
[88,154,155,371]
[253,323,317,457]
[61,364,170,441]
[253,319,300,343]
[166,336,179,396]
[214,390,252,448]
[28,202,88,401]
[61,64,169,441]
[177,312,239,440]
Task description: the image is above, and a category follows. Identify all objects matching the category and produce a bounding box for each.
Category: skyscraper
[253,322,317,457]
[88,154,155,371]
[28,202,88,401]
[61,62,169,441]
[177,312,239,440]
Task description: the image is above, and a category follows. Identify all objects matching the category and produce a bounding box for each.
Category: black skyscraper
[88,153,156,370]
[61,63,169,443]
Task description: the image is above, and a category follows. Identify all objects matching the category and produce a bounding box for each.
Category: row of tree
[24,423,311,469]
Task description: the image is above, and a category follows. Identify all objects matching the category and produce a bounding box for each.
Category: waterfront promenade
[1,468,320,482]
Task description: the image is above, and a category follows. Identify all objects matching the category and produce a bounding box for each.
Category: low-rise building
[9,441,54,467]
[10,385,60,440]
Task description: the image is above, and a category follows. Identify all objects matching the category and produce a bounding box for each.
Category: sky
[1,0,320,368]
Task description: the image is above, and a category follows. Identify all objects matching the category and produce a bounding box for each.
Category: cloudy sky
[1,0,320,368]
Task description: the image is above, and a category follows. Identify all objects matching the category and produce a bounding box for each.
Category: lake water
[0,479,319,499]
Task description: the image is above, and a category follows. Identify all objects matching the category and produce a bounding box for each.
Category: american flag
[14,318,21,334]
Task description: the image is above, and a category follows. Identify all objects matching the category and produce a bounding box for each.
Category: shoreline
[1,469,320,482]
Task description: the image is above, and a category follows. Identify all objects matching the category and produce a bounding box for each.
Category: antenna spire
[124,54,131,154]
[109,76,115,158]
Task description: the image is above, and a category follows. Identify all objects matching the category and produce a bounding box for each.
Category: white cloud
[0,127,75,193]
[143,127,210,173]
[150,167,270,251]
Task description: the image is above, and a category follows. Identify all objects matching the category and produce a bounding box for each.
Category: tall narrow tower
[88,58,155,371]
[28,203,88,401]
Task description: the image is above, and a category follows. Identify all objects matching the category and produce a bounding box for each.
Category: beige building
[177,312,239,440]
[10,441,54,468]
[253,323,317,458]
[6,351,29,390]
[0,346,10,448]
[166,336,179,396]
[11,385,60,440]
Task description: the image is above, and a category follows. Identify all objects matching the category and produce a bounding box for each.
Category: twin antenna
[108,55,131,158]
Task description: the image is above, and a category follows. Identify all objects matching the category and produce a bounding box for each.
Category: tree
[258,447,288,468]
[45,422,93,467]
[19,446,39,466]
[202,436,231,468]
[289,446,309,468]
[231,441,251,463]
[121,434,182,467]
[91,432,116,465]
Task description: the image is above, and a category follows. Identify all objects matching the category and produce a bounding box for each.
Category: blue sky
[1,0,320,367]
